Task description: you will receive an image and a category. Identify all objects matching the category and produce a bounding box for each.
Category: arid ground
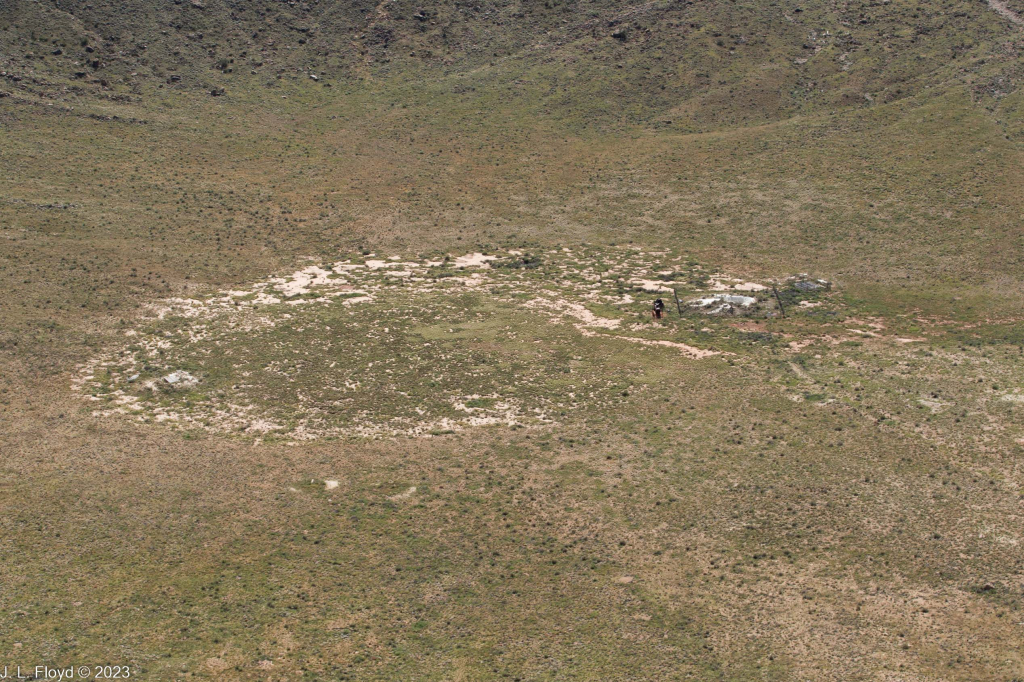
[2,0,1024,679]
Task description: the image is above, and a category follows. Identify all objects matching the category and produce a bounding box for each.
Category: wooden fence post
[772,285,786,318]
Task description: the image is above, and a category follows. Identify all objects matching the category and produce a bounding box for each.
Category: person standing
[652,298,665,320]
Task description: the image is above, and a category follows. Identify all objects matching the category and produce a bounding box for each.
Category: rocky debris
[788,274,832,292]
[84,113,149,125]
[163,371,198,388]
[689,294,757,314]
[210,87,225,96]
[368,25,395,47]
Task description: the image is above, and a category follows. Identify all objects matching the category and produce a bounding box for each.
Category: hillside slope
[2,0,1022,129]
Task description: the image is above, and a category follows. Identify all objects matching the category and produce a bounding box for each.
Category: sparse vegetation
[1,0,1024,679]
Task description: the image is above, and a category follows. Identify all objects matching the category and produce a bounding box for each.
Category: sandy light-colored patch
[75,249,772,440]
[271,265,336,297]
[988,0,1024,26]
[525,297,621,329]
[453,253,497,268]
[630,279,676,293]
[607,335,723,359]
[388,486,417,501]
[707,275,767,291]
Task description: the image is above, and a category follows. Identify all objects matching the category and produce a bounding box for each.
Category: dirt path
[988,0,1024,26]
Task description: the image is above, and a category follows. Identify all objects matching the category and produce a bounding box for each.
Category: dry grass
[2,0,1024,677]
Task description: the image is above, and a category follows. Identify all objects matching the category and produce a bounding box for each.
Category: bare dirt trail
[988,0,1024,26]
